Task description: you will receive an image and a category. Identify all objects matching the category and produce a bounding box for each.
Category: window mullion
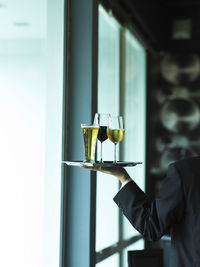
[119,27,126,267]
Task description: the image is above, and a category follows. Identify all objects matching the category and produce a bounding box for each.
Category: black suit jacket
[114,157,200,267]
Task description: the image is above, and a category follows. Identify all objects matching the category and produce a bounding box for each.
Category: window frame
[94,10,146,266]
[61,2,146,267]
[61,0,98,266]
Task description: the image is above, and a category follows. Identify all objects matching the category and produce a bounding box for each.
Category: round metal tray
[62,161,142,167]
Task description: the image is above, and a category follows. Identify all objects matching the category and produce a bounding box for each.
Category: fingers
[80,166,126,179]
[81,166,100,172]
[81,166,110,174]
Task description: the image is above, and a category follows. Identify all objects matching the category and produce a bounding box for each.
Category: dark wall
[146,52,200,198]
[145,51,200,266]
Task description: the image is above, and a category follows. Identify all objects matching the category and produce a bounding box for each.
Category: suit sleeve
[113,163,185,241]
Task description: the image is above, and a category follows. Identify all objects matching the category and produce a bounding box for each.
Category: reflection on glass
[94,113,110,162]
[81,124,99,162]
[107,115,125,162]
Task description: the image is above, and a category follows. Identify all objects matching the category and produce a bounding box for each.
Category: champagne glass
[107,115,125,163]
[93,113,110,162]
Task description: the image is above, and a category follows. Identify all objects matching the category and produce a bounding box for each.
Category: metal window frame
[60,1,146,267]
[60,0,98,266]
[94,8,147,267]
[95,235,143,264]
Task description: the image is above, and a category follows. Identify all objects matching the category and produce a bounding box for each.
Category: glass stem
[100,142,103,162]
[114,143,117,163]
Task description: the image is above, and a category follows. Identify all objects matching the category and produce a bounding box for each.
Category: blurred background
[1,1,200,267]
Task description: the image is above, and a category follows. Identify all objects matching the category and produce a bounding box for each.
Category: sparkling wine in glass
[107,116,125,163]
[94,113,110,162]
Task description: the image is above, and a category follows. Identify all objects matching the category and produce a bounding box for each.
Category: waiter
[84,156,200,267]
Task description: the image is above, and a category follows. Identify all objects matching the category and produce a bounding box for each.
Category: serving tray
[62,161,142,167]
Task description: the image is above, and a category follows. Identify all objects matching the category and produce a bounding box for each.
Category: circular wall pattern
[161,54,200,84]
[160,98,200,133]
[149,52,200,182]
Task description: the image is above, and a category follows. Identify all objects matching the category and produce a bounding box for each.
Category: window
[62,2,146,267]
[96,6,120,252]
[0,1,64,267]
[95,5,146,267]
[122,29,146,241]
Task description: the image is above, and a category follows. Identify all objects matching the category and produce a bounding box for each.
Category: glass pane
[0,1,64,267]
[96,5,120,252]
[96,253,119,267]
[122,30,146,240]
[122,240,144,267]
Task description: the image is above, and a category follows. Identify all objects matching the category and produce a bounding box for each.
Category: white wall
[0,0,64,266]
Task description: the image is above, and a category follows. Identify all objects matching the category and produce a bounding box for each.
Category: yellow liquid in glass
[82,126,99,161]
[107,129,125,144]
